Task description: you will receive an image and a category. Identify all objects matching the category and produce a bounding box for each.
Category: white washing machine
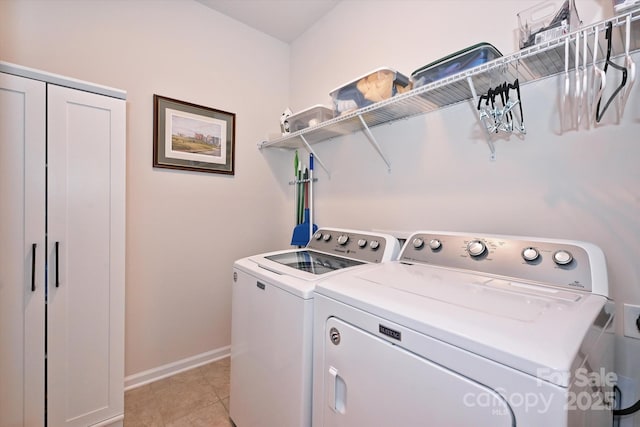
[312,231,615,427]
[230,227,400,427]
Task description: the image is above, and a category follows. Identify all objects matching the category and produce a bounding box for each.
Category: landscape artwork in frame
[153,95,235,175]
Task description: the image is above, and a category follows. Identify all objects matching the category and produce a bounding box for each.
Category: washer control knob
[522,247,540,262]
[369,240,380,250]
[412,238,424,249]
[553,250,573,265]
[429,239,442,250]
[357,239,367,248]
[314,232,323,240]
[467,240,486,257]
[337,235,349,245]
[322,233,332,242]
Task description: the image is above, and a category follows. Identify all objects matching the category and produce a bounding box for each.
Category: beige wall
[284,0,640,410]
[0,0,294,377]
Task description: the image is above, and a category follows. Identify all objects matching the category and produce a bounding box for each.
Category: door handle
[55,241,60,288]
[328,366,346,414]
[31,243,37,292]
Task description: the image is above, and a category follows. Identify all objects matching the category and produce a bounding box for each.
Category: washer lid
[264,250,365,275]
[247,249,366,283]
[233,228,399,299]
[315,261,612,387]
[234,249,368,299]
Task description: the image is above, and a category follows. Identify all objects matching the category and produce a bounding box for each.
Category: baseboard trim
[124,346,231,391]
[90,414,124,427]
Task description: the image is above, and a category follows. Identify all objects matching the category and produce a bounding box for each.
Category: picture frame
[153,95,235,175]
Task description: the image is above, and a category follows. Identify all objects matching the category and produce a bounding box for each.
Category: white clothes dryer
[230,228,400,427]
[312,231,615,427]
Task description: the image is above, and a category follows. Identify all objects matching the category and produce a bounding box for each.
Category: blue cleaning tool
[290,153,318,246]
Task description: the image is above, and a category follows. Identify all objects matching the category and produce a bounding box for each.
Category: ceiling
[196,0,341,43]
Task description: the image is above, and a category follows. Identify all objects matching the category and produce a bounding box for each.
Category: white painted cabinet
[0,65,125,427]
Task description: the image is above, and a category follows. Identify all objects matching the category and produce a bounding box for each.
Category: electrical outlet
[623,304,640,339]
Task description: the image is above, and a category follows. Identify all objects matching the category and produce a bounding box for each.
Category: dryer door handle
[328,366,346,414]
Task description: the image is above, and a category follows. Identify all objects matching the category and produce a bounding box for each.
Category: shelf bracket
[357,114,392,172]
[467,76,496,161]
[299,134,330,177]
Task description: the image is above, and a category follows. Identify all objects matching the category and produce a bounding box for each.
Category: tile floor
[124,357,233,427]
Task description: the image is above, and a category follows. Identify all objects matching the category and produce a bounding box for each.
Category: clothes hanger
[499,82,518,133]
[513,61,526,134]
[562,36,571,124]
[477,79,524,134]
[591,25,607,124]
[488,85,503,133]
[595,21,628,123]
[477,91,496,134]
[489,83,511,133]
[617,15,636,117]
[503,79,525,134]
[574,31,581,128]
[579,29,589,128]
[477,85,502,134]
[493,82,507,132]
[502,82,515,132]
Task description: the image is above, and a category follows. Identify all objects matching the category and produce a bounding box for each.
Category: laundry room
[1,0,639,426]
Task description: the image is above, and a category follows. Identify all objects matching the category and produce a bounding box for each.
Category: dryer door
[320,317,514,427]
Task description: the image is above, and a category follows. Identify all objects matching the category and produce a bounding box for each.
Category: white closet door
[47,84,125,427]
[0,72,46,427]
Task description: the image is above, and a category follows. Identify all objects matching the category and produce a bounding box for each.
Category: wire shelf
[259,8,640,168]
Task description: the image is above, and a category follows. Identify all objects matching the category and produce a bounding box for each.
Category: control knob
[412,238,424,249]
[314,232,323,240]
[357,239,367,248]
[429,239,442,250]
[369,240,380,250]
[553,250,573,265]
[337,235,349,245]
[467,240,486,257]
[522,247,540,262]
[322,233,332,242]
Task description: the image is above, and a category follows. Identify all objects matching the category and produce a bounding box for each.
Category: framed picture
[153,95,235,175]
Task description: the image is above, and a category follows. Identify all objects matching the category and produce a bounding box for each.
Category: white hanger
[562,36,571,125]
[574,31,581,128]
[581,29,590,129]
[618,15,636,116]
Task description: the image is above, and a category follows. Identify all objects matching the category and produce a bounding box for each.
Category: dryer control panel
[400,231,609,295]
[307,228,400,264]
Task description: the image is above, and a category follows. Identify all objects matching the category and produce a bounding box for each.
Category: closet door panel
[0,72,46,427]
[47,84,125,427]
